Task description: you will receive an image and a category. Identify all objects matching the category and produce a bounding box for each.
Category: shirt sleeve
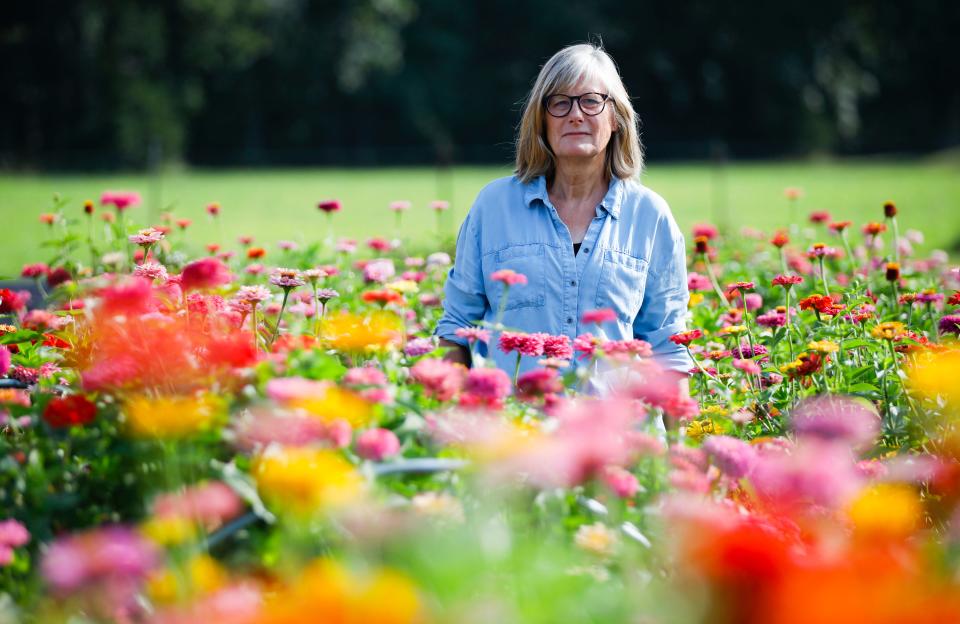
[434,203,489,346]
[633,213,693,374]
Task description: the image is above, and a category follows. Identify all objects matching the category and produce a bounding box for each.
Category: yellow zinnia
[807,340,839,353]
[871,321,906,341]
[320,311,403,354]
[147,554,227,605]
[123,394,223,439]
[257,559,422,624]
[292,385,374,428]
[908,347,960,408]
[385,279,419,294]
[718,325,747,336]
[847,483,921,539]
[254,447,363,514]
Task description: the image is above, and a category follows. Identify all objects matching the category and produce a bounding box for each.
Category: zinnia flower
[490,269,528,286]
[702,435,757,478]
[542,334,573,359]
[181,257,232,291]
[43,395,97,428]
[356,428,401,461]
[410,358,466,401]
[581,308,617,324]
[317,200,341,213]
[454,327,490,344]
[669,329,703,346]
[269,268,305,289]
[939,314,960,336]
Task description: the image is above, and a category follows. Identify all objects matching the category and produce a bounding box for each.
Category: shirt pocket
[594,249,649,323]
[485,243,547,311]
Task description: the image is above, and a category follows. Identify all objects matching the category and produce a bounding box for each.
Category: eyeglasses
[542,92,610,117]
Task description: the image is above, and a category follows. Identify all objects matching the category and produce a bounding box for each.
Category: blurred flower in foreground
[124,394,223,439]
[254,559,421,624]
[41,526,159,598]
[909,347,960,408]
[319,311,403,353]
[254,447,363,515]
[847,483,921,540]
[0,519,29,566]
[147,554,228,606]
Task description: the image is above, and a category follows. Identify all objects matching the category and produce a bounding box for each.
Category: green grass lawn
[1,160,959,275]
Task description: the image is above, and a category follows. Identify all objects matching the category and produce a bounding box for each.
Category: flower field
[1,188,960,623]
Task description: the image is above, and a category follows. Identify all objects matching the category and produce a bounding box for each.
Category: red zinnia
[317,200,342,213]
[770,231,789,248]
[883,201,897,218]
[43,395,97,428]
[669,329,703,346]
[828,221,852,233]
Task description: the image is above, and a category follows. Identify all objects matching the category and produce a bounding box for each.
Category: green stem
[513,352,522,385]
[818,256,830,298]
[702,253,728,304]
[270,289,291,346]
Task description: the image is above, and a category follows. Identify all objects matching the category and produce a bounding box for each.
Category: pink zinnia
[153,481,243,526]
[732,358,762,375]
[367,237,392,252]
[41,526,159,595]
[21,263,50,278]
[516,367,563,400]
[356,428,401,461]
[790,395,879,450]
[692,223,719,240]
[600,339,652,360]
[602,465,640,498]
[463,367,512,402]
[181,257,232,291]
[269,268,305,289]
[702,435,757,479]
[430,200,450,211]
[809,210,831,224]
[236,285,271,304]
[573,333,600,359]
[389,200,412,212]
[133,262,168,282]
[363,259,396,283]
[100,190,142,211]
[454,327,490,344]
[772,274,803,288]
[0,346,10,377]
[490,269,527,286]
[497,331,545,357]
[542,334,573,359]
[687,272,712,292]
[581,308,617,324]
[404,337,436,357]
[128,227,164,246]
[410,358,466,401]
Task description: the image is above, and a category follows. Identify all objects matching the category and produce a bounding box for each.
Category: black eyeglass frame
[541,92,611,118]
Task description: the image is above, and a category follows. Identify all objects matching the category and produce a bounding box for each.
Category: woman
[436,43,693,381]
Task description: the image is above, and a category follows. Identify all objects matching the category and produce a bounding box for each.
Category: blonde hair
[515,43,643,184]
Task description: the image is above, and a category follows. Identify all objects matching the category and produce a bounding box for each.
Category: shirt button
[570,280,576,286]
[582,247,589,253]
[566,317,573,324]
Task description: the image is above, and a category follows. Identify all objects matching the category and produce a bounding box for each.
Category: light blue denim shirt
[435,174,693,377]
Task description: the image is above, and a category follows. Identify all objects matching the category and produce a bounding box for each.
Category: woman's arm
[632,215,694,375]
[439,338,471,367]
[434,205,489,364]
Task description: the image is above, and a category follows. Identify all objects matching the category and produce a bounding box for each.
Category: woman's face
[544,78,617,164]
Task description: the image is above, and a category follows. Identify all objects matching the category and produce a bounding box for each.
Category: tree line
[3,0,958,169]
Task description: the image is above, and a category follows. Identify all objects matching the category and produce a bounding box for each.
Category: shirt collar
[523,175,623,220]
